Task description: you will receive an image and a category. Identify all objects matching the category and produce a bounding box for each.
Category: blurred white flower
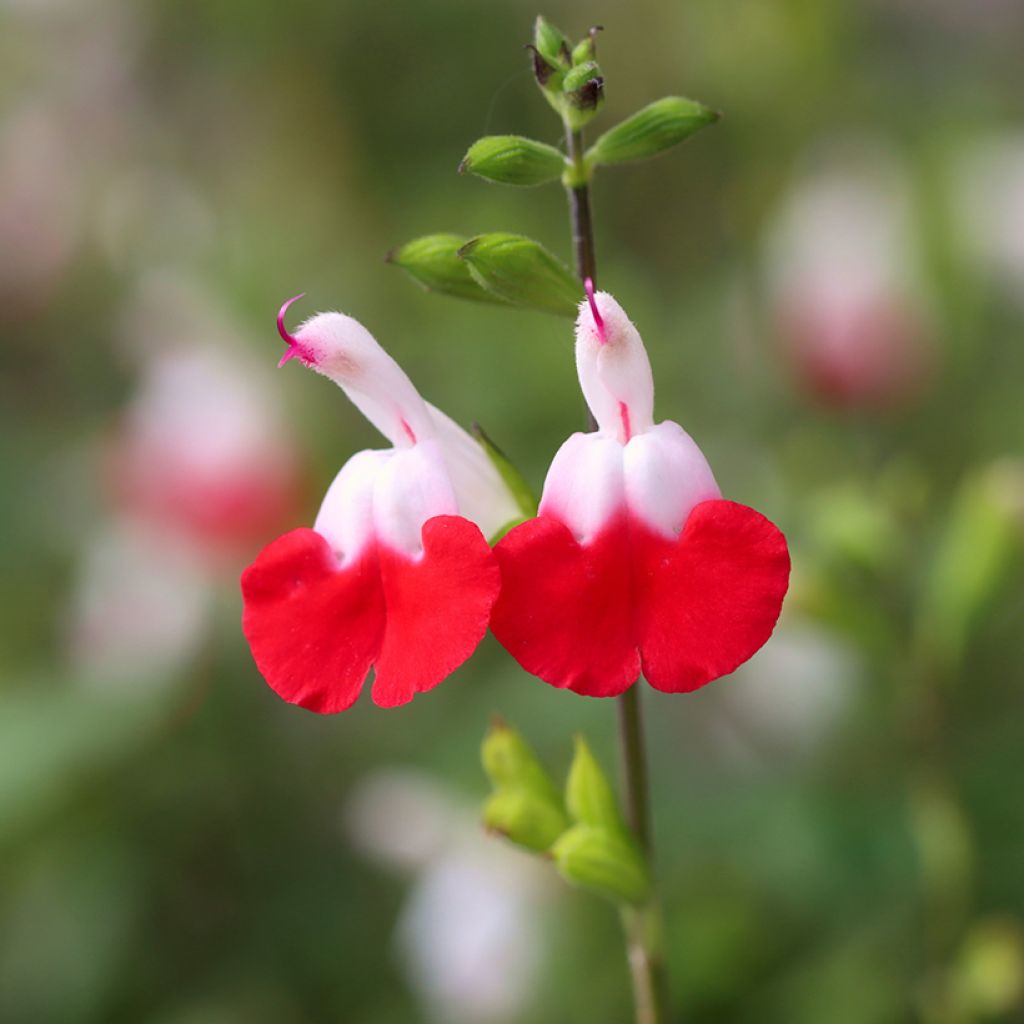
[344,769,558,1024]
[764,142,936,409]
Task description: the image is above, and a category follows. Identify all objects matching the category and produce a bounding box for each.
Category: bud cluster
[481,722,651,905]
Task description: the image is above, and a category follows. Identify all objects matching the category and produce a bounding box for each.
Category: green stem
[564,119,674,1024]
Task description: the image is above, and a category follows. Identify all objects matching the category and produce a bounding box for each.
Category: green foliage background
[1,0,1022,1021]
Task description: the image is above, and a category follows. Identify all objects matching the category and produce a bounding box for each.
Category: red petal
[492,500,789,697]
[491,516,641,697]
[241,528,385,713]
[637,500,790,693]
[372,515,501,708]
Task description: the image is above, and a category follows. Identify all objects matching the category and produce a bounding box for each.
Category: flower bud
[571,26,601,66]
[481,720,568,854]
[562,61,605,130]
[586,97,719,167]
[459,135,566,187]
[551,823,650,904]
[483,788,568,853]
[565,735,623,831]
[481,718,558,796]
[533,15,572,68]
[457,233,581,317]
[386,234,509,305]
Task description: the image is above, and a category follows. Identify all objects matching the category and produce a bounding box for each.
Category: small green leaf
[386,234,509,305]
[458,233,581,317]
[551,824,651,904]
[565,735,623,832]
[460,135,566,187]
[472,423,539,519]
[483,789,568,853]
[586,96,719,167]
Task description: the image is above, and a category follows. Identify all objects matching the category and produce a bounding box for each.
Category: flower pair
[241,288,790,712]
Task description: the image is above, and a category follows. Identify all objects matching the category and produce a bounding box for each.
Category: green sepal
[483,788,568,853]
[472,423,539,519]
[551,824,651,905]
[565,735,623,832]
[459,135,566,187]
[457,233,581,317]
[386,234,509,305]
[585,96,719,167]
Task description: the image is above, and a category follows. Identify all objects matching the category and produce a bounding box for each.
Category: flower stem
[563,119,674,1024]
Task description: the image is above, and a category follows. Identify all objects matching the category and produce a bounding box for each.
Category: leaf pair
[481,721,651,905]
[388,232,581,317]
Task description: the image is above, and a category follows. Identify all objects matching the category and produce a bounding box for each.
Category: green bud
[483,788,568,853]
[386,234,509,305]
[533,15,572,68]
[562,61,605,129]
[918,459,1024,670]
[565,735,623,831]
[471,423,539,519]
[586,97,719,167]
[457,233,581,317]
[552,824,651,904]
[459,135,566,187]
[571,26,602,66]
[481,719,559,800]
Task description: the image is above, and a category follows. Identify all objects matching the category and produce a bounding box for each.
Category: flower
[241,297,515,713]
[490,283,790,697]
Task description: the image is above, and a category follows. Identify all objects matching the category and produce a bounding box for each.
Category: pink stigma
[277,293,306,367]
[584,277,606,342]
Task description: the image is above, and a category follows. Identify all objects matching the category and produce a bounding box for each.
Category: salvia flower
[241,297,516,713]
[491,284,791,697]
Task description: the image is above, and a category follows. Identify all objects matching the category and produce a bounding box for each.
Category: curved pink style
[277,293,306,367]
[584,276,605,341]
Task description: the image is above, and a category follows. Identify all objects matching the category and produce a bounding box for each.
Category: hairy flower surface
[241,298,514,712]
[491,286,790,697]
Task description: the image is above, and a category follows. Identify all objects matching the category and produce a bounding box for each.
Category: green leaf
[917,459,1024,670]
[551,824,651,904]
[386,234,509,305]
[471,423,539,518]
[459,135,566,187]
[565,735,624,832]
[586,96,719,166]
[457,233,581,317]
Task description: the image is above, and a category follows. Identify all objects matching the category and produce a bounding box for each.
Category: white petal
[575,291,655,442]
[293,312,435,448]
[314,448,391,563]
[539,432,625,543]
[426,403,520,539]
[373,439,458,557]
[622,420,720,538]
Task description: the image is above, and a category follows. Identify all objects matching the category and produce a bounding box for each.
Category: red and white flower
[491,284,790,698]
[241,298,515,713]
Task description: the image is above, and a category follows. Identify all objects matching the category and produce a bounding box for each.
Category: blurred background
[1,0,1022,1021]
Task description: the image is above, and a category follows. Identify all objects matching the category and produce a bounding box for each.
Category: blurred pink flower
[765,144,937,410]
